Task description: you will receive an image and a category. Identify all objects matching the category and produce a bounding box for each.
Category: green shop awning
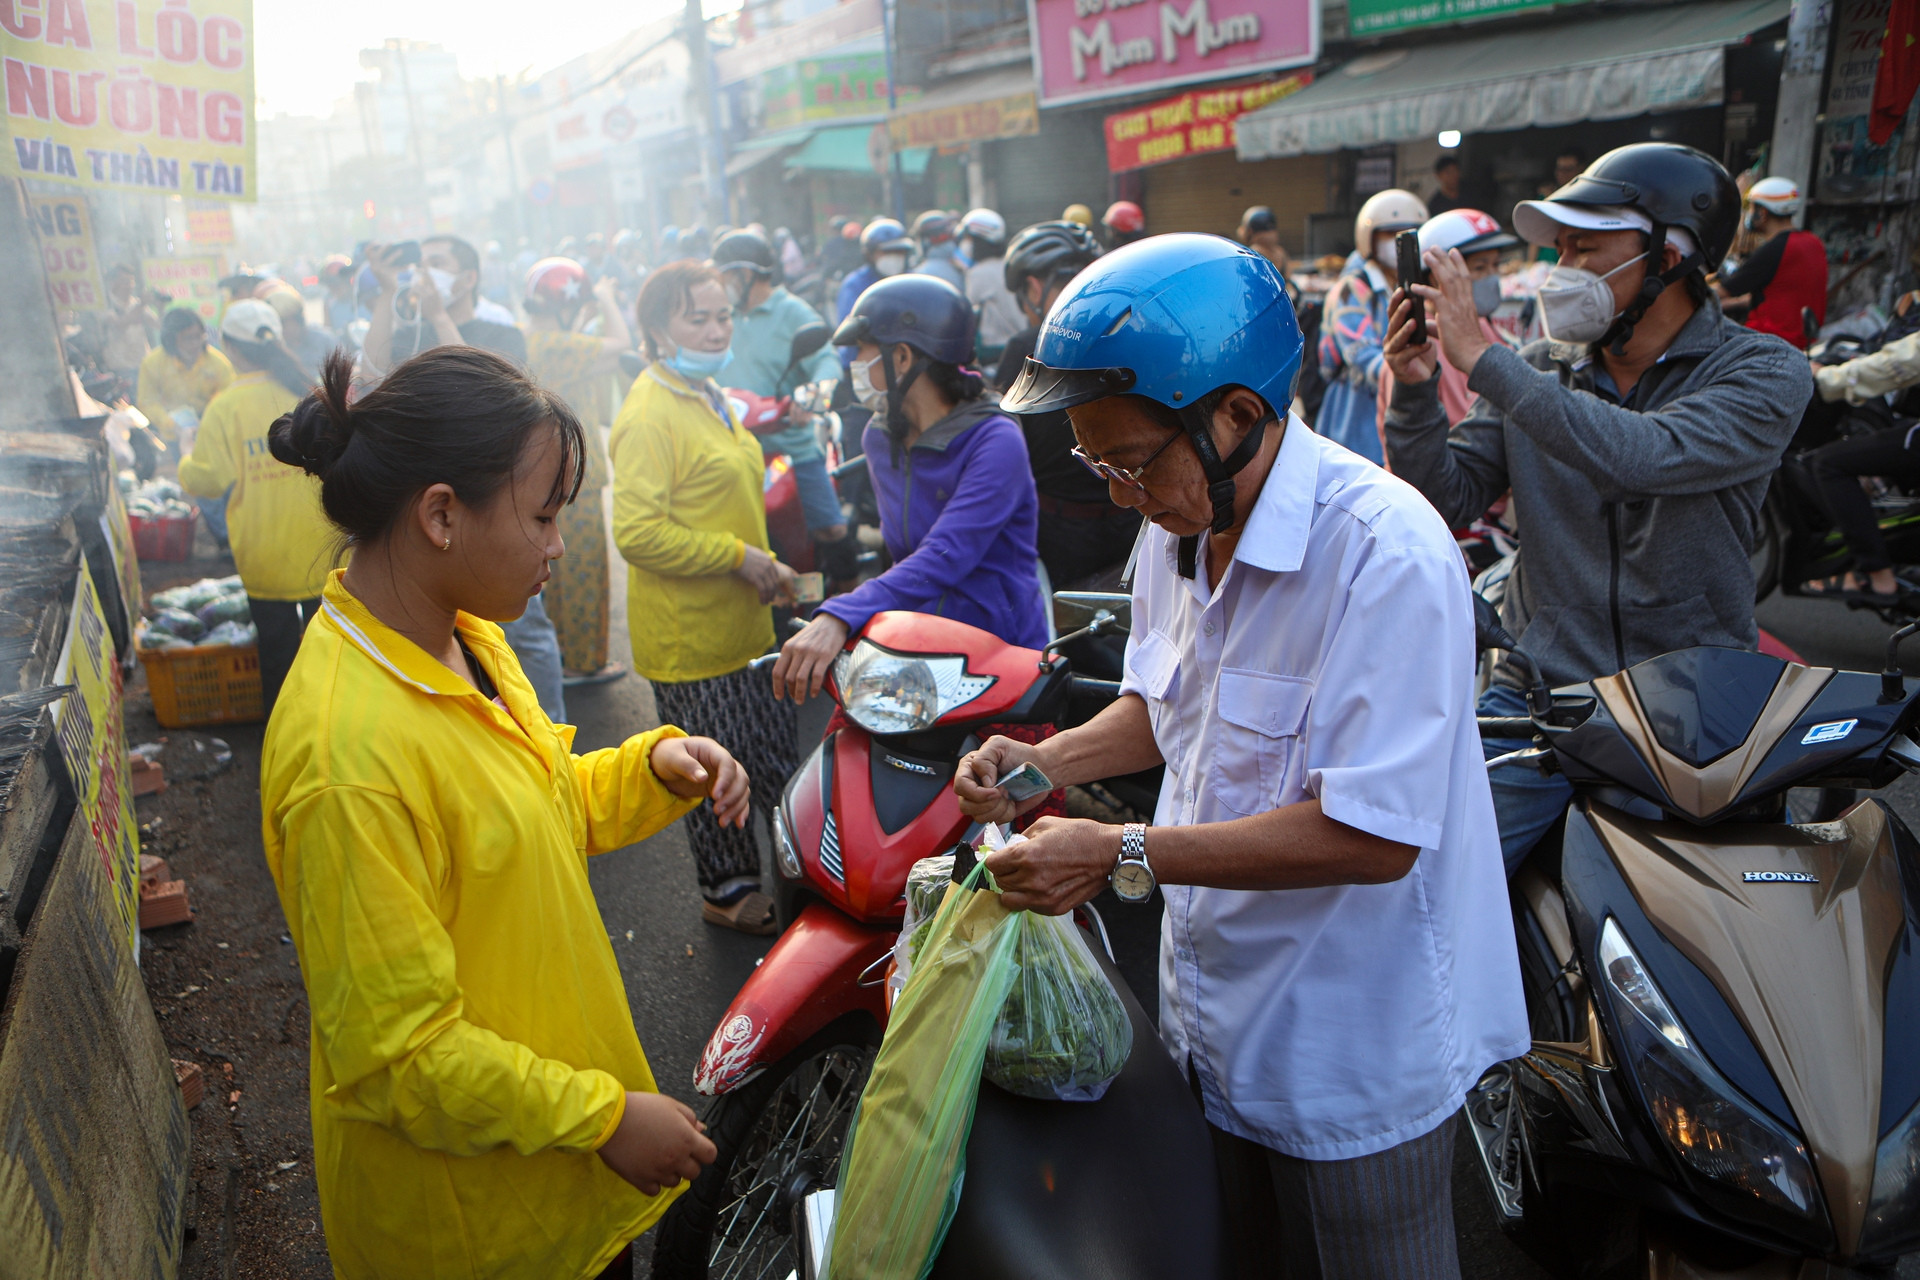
[785,125,931,176]
[1236,0,1789,159]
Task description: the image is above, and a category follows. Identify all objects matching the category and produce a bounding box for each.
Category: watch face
[1113,860,1155,901]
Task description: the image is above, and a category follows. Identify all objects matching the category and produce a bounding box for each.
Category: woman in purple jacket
[772,274,1045,702]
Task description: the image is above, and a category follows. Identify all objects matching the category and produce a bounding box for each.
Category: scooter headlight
[832,640,995,736]
[772,805,804,881]
[1599,917,1825,1226]
[1864,1097,1920,1255]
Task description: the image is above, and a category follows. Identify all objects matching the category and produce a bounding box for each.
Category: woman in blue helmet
[952,234,1525,1280]
[771,274,1046,701]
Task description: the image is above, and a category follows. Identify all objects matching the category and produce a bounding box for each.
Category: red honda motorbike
[651,596,1212,1280]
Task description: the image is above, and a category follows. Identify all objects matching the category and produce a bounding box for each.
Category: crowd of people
[90,141,1920,1279]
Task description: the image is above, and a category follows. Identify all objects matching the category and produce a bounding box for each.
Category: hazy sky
[254,0,694,118]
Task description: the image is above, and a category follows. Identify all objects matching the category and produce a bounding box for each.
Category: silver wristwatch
[1111,822,1156,902]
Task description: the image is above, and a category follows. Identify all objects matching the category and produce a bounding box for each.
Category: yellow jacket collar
[644,361,714,400]
[318,569,514,699]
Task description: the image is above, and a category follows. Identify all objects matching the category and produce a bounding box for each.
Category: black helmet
[711,229,778,278]
[1520,142,1739,270]
[831,273,975,365]
[1003,219,1103,296]
[1241,205,1278,235]
[911,210,956,245]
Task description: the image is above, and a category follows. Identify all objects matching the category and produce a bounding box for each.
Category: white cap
[220,298,283,344]
[1512,201,1697,256]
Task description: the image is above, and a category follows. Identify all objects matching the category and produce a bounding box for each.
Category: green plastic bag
[826,859,1019,1280]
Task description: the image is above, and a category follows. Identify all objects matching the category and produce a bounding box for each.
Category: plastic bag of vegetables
[888,853,956,999]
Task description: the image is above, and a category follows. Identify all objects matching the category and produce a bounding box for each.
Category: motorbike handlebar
[1069,675,1123,698]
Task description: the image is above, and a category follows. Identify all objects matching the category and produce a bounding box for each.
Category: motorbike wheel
[652,1016,880,1280]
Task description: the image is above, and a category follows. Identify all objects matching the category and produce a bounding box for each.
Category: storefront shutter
[1143,151,1328,256]
[987,107,1115,233]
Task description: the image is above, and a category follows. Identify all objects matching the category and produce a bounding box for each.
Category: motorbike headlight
[1863,1097,1920,1255]
[1599,917,1824,1224]
[832,640,995,736]
[773,805,803,881]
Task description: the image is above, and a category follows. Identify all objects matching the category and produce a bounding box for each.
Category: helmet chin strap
[1603,220,1703,357]
[1174,406,1276,579]
[878,343,927,461]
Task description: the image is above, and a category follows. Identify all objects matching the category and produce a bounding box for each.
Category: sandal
[1803,574,1908,605]
[702,891,778,936]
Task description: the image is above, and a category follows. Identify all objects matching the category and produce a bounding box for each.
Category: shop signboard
[51,565,141,951]
[1817,0,1916,201]
[717,0,883,85]
[762,52,892,132]
[141,253,222,322]
[2,0,256,199]
[1027,0,1317,107]
[186,203,234,244]
[1104,72,1308,169]
[543,33,687,170]
[890,89,1039,149]
[26,191,105,310]
[1345,0,1579,37]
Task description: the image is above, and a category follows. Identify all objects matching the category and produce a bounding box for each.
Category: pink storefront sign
[1027,0,1319,108]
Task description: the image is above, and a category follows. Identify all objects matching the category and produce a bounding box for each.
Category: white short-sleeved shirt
[1122,418,1528,1161]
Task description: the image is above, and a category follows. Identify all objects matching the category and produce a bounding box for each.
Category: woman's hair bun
[268,350,356,477]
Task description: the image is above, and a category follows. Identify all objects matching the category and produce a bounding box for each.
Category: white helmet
[1355,189,1429,261]
[1417,208,1520,257]
[960,207,1007,244]
[1747,176,1802,216]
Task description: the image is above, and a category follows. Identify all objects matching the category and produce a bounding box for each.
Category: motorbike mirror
[1880,620,1920,703]
[1473,593,1517,654]
[1053,591,1131,636]
[789,323,830,365]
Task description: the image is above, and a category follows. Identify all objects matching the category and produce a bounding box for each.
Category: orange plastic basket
[139,642,264,727]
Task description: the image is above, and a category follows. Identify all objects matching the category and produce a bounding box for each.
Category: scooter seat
[929,943,1225,1280]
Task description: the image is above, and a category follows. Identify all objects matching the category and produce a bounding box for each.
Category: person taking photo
[261,346,738,1280]
[1382,143,1811,873]
[960,234,1526,1279]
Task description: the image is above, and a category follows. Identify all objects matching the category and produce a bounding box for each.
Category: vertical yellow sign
[52,566,142,949]
[2,0,257,201]
[25,190,105,310]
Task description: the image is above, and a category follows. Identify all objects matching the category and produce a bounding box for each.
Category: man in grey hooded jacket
[1383,143,1813,873]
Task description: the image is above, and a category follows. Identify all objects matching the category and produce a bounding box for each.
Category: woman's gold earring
[442,538,452,551]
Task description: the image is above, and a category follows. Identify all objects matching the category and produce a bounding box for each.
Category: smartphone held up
[1394,230,1428,348]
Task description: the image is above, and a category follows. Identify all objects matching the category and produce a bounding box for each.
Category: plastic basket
[128,510,198,562]
[139,642,263,727]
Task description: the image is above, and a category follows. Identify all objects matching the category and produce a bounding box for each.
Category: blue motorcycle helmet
[1003,233,1303,567]
[833,273,979,445]
[859,217,914,257]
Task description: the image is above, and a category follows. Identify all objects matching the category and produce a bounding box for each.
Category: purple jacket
[821,397,1048,650]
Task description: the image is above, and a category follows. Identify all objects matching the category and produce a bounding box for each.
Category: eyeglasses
[1072,427,1183,492]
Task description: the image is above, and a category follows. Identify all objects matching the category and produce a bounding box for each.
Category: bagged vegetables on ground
[140,577,254,650]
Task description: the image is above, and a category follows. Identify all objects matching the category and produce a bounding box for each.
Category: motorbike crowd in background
[89,140,1920,1279]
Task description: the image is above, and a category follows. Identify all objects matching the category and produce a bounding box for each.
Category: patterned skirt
[649,665,799,903]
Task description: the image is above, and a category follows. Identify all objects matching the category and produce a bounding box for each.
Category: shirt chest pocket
[1209,669,1315,816]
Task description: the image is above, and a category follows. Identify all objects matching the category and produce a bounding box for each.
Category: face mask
[428,267,459,306]
[875,252,908,277]
[1537,254,1645,345]
[1472,273,1503,319]
[848,354,890,412]
[667,346,733,380]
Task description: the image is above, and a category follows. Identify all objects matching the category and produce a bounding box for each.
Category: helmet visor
[1001,358,1137,415]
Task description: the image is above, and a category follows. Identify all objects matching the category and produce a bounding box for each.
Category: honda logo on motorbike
[1742,871,1819,884]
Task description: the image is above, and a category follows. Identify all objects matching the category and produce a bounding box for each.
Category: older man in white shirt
[961,234,1526,1278]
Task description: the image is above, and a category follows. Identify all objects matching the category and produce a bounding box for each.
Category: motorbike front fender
[693,903,892,1096]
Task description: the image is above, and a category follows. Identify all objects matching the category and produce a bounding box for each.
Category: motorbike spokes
[708,1044,876,1280]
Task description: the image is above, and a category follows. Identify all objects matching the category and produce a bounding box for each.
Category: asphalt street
[564,541,1920,1277]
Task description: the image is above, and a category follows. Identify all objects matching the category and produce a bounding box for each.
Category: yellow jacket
[179,372,336,600]
[135,344,235,443]
[1816,328,1920,405]
[261,571,700,1280]
[609,363,773,682]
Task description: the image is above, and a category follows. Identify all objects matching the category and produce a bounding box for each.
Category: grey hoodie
[1384,297,1812,691]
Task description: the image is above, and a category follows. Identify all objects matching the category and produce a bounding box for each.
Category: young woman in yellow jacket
[134,306,233,466]
[610,260,797,935]
[260,345,731,1279]
[178,299,335,711]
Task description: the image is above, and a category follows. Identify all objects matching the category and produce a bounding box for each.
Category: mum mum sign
[1028,0,1317,107]
[2,0,255,199]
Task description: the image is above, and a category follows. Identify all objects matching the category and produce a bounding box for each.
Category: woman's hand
[596,1091,717,1196]
[651,735,751,828]
[772,613,850,703]
[735,545,796,606]
[1383,288,1440,386]
[954,735,1052,826]
[981,816,1120,915]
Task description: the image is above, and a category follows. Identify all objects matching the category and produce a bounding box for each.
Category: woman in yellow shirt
[610,260,796,935]
[261,344,732,1279]
[133,306,233,473]
[178,300,333,712]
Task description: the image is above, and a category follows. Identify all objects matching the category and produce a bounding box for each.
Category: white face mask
[1537,253,1645,345]
[875,252,908,278]
[848,353,890,412]
[428,266,459,306]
